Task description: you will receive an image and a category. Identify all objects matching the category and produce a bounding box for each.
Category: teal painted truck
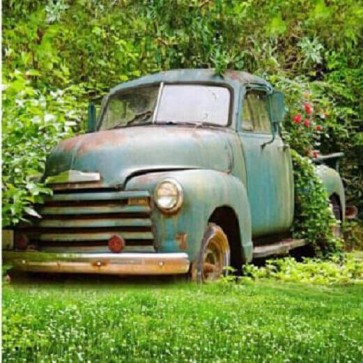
[3,69,346,281]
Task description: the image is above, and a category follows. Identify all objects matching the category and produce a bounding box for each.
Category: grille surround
[19,188,156,253]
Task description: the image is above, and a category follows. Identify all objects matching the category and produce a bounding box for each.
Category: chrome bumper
[3,251,190,275]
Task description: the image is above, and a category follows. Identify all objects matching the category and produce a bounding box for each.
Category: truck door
[238,88,294,238]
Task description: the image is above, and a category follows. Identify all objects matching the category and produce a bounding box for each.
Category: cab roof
[110,69,272,95]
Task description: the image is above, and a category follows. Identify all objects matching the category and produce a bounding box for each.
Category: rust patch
[56,130,128,156]
[227,70,242,81]
[77,130,127,155]
[92,260,109,268]
[57,135,83,152]
[137,173,158,184]
[176,233,188,251]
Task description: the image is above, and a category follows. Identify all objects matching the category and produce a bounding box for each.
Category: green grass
[2,276,363,363]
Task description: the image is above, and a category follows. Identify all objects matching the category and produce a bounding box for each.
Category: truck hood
[44,126,234,187]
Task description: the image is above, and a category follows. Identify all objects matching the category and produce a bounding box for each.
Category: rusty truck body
[3,69,345,281]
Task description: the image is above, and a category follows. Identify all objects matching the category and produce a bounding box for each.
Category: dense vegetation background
[2,0,363,229]
[2,3,363,361]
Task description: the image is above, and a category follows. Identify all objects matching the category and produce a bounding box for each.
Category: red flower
[313,150,320,158]
[304,103,313,115]
[315,125,323,131]
[304,119,310,127]
[293,114,302,124]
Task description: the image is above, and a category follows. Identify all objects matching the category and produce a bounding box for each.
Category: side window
[242,91,271,133]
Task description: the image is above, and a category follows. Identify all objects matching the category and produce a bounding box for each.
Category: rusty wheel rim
[202,227,230,281]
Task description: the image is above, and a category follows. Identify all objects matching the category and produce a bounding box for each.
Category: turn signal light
[14,233,29,250]
[108,235,125,253]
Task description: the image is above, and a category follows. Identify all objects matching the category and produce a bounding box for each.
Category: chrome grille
[19,189,155,253]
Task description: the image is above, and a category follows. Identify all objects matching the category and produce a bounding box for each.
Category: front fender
[316,165,346,220]
[125,169,253,263]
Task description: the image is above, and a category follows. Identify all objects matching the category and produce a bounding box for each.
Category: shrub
[291,150,342,256]
[2,71,87,227]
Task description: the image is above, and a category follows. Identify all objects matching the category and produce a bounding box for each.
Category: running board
[253,239,306,259]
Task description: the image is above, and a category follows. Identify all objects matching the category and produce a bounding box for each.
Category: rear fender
[315,165,345,220]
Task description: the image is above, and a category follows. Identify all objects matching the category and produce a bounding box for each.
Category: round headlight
[154,179,183,213]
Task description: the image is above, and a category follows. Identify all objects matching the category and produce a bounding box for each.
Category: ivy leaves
[291,150,342,256]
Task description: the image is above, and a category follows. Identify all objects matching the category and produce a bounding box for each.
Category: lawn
[2,275,363,363]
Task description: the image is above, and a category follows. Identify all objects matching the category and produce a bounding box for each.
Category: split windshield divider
[152,82,164,123]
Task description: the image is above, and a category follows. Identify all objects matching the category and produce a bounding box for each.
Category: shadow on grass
[7,270,189,288]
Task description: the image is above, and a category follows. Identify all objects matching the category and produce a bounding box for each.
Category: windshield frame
[97,82,234,130]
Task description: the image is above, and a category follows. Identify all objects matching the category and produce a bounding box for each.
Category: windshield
[100,84,230,130]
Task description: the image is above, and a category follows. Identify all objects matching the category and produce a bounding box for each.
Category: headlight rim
[154,178,183,214]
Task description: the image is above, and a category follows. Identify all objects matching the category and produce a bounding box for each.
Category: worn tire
[330,196,343,238]
[191,224,231,283]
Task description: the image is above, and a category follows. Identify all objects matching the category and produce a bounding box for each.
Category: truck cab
[3,69,345,281]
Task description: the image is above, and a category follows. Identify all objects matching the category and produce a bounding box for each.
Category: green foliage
[2,264,12,280]
[270,73,357,154]
[2,71,87,226]
[291,150,342,255]
[3,280,363,362]
[344,221,363,251]
[2,0,362,225]
[271,72,362,216]
[243,254,363,285]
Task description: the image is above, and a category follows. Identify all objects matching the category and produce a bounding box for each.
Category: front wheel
[191,224,230,283]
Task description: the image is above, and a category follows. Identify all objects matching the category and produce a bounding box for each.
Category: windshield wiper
[194,121,220,128]
[112,110,153,129]
[155,120,221,128]
[155,120,179,125]
[126,110,153,126]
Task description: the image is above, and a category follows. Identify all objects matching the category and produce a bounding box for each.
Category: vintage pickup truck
[3,69,346,281]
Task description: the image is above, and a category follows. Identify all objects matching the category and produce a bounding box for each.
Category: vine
[291,149,342,257]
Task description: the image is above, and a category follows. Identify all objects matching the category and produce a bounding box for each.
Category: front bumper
[3,251,190,275]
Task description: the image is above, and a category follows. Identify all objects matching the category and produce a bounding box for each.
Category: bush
[290,150,342,256]
[344,221,363,251]
[2,71,87,226]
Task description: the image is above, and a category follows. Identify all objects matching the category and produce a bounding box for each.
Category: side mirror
[87,103,97,132]
[269,91,286,125]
